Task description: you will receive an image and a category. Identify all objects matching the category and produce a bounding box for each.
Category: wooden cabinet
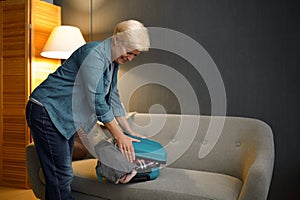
[0,0,61,188]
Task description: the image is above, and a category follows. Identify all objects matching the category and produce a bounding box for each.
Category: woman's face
[115,50,141,64]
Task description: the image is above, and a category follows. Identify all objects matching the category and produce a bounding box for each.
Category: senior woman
[26,20,150,200]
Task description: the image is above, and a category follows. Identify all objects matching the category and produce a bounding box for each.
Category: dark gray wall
[54,0,300,199]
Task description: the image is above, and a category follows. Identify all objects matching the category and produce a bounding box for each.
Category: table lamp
[41,25,86,59]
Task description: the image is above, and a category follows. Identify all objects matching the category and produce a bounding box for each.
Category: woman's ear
[112,34,120,46]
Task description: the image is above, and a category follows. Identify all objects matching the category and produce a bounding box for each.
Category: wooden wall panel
[1,0,29,188]
[31,0,61,90]
[0,0,61,189]
[0,0,3,185]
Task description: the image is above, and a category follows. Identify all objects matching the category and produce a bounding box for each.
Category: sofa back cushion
[128,113,274,180]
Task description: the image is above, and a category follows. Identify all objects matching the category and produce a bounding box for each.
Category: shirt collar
[103,37,113,63]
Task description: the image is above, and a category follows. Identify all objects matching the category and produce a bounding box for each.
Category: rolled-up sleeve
[111,84,126,117]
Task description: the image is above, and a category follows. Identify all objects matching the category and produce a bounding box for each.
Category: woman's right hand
[104,119,140,162]
[115,134,140,163]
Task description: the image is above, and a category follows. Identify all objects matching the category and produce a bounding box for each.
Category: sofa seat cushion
[71,159,242,200]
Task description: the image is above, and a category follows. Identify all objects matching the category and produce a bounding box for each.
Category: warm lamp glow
[41,25,86,59]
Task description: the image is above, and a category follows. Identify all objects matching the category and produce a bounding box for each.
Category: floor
[0,186,38,200]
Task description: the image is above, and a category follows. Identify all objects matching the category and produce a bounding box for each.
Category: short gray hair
[112,20,150,59]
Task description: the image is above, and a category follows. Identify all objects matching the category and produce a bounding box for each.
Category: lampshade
[41,25,86,59]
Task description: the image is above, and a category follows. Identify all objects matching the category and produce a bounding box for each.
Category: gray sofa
[26,113,274,200]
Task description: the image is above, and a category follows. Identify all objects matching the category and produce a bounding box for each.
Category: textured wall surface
[54,0,300,199]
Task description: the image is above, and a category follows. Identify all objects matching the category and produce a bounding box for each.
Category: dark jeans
[26,100,75,200]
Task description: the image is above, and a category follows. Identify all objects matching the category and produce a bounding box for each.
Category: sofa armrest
[238,125,275,200]
[26,143,45,200]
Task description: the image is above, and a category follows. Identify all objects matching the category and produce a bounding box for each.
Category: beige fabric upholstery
[72,162,242,200]
[26,114,274,200]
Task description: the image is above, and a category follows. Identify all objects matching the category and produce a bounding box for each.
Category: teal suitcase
[127,134,167,182]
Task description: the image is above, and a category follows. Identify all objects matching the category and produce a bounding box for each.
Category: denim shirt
[30,38,125,139]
